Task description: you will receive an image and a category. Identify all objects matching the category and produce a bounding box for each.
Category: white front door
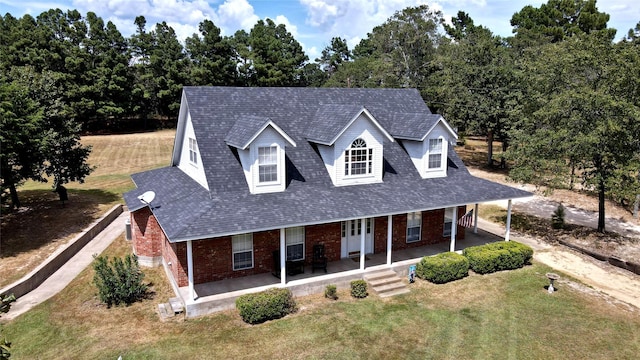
[341,219,373,258]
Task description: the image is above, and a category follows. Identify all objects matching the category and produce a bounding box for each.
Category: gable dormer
[394,115,458,179]
[307,105,394,186]
[225,116,296,194]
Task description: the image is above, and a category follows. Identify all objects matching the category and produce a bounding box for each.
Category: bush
[236,288,297,324]
[92,254,148,307]
[463,241,534,275]
[551,204,566,229]
[350,280,368,298]
[416,252,469,284]
[324,284,338,300]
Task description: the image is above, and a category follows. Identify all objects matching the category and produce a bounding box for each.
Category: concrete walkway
[3,212,129,321]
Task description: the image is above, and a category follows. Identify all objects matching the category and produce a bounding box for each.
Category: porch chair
[312,243,328,273]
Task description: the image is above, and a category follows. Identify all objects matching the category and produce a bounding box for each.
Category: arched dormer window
[344,138,373,176]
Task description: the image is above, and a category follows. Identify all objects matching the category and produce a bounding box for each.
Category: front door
[341,219,373,258]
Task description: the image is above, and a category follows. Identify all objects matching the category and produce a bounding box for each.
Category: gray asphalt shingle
[125,87,531,242]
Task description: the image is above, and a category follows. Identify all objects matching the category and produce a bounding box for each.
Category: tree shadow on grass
[0,188,121,259]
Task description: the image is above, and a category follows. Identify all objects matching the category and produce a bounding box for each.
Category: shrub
[551,204,566,229]
[416,252,469,284]
[92,254,148,307]
[350,280,368,298]
[324,284,338,300]
[463,241,534,275]
[236,288,297,324]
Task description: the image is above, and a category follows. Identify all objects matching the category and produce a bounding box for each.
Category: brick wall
[131,208,162,258]
[306,222,342,262]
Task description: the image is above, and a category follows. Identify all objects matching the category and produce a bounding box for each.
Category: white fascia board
[171,91,189,165]
[326,108,395,146]
[169,193,533,243]
[418,117,458,142]
[239,120,297,150]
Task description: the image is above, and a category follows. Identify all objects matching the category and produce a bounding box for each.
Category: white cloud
[217,0,259,33]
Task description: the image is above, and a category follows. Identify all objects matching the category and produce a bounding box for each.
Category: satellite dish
[137,191,156,205]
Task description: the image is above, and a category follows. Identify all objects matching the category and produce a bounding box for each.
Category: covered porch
[175,218,510,318]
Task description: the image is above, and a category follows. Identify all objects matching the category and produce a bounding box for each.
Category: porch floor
[177,228,504,317]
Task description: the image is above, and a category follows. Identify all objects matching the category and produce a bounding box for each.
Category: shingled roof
[124,87,531,242]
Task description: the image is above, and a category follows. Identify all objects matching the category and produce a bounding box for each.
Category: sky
[1,0,638,59]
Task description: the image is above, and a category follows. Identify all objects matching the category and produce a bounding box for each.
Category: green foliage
[92,255,148,308]
[416,252,469,284]
[350,280,368,299]
[1,293,16,360]
[463,242,534,275]
[551,204,566,229]
[324,284,338,300]
[235,288,297,324]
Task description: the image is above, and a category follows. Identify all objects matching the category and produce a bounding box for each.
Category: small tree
[551,204,566,229]
[92,255,148,307]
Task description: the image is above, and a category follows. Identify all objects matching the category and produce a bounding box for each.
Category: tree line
[1,0,639,231]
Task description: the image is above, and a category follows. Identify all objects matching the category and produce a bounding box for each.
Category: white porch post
[450,207,458,252]
[187,240,195,301]
[280,228,286,285]
[473,203,479,234]
[360,218,366,271]
[386,215,393,266]
[505,199,512,242]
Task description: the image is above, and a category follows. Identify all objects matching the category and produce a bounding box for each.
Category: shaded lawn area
[3,237,639,359]
[0,129,175,288]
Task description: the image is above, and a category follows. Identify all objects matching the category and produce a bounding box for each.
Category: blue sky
[1,0,637,59]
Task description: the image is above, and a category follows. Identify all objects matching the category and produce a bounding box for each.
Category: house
[124,87,531,316]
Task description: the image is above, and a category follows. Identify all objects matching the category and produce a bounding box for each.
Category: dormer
[393,114,458,179]
[306,105,394,186]
[225,116,296,194]
[174,101,209,191]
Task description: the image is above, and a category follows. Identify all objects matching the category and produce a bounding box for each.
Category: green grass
[3,236,639,359]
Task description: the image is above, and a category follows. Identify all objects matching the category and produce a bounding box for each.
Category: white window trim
[257,145,279,184]
[232,233,253,271]
[407,212,422,243]
[285,227,305,261]
[188,137,198,166]
[426,137,444,171]
[443,208,454,237]
[344,138,374,178]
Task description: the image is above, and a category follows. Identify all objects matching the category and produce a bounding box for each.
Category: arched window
[344,138,373,176]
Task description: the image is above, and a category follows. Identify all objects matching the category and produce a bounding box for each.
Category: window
[428,138,443,169]
[188,138,198,165]
[344,138,373,176]
[258,146,278,183]
[443,208,454,237]
[232,234,253,270]
[407,212,421,243]
[285,227,305,261]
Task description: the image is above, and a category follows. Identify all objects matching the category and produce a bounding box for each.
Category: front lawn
[3,236,639,359]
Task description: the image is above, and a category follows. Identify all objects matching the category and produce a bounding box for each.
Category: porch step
[364,270,410,298]
[169,297,184,314]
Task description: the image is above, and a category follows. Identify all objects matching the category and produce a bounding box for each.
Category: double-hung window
[344,138,373,176]
[285,227,305,261]
[407,212,422,243]
[258,146,278,183]
[428,138,443,169]
[443,208,454,237]
[232,233,253,270]
[188,138,198,165]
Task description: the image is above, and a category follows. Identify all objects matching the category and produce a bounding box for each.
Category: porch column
[386,215,393,266]
[187,240,195,301]
[450,207,458,252]
[473,203,479,234]
[280,228,286,285]
[360,218,366,271]
[505,199,512,242]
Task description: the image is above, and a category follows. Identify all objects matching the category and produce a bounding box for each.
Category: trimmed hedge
[463,241,533,275]
[350,280,368,298]
[416,252,469,284]
[236,288,297,324]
